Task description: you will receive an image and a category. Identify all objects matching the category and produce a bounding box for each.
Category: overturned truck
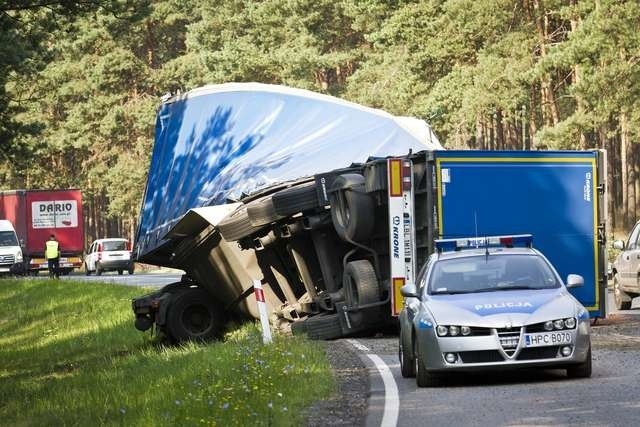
[132,83,607,342]
[132,83,442,341]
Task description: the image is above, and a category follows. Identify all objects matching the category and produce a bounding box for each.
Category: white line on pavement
[348,339,399,427]
[366,354,399,427]
[347,339,370,352]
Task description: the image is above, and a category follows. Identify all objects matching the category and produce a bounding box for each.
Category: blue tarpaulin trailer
[433,150,606,317]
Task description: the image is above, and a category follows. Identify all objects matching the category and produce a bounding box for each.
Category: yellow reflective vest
[45,240,60,259]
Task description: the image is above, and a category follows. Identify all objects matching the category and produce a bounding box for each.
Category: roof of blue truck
[136,83,441,261]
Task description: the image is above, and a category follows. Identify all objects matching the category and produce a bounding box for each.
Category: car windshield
[428,254,559,295]
[103,240,127,251]
[0,231,18,247]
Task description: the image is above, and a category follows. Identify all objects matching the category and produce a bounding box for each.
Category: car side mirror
[566,274,584,288]
[612,240,625,250]
[400,284,420,299]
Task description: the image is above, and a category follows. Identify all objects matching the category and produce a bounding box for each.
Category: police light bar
[435,234,533,252]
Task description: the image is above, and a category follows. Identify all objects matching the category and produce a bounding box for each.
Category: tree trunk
[620,112,630,228]
[533,0,560,127]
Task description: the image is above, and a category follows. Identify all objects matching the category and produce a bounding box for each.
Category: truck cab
[0,219,24,275]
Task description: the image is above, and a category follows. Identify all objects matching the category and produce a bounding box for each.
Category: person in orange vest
[45,234,60,278]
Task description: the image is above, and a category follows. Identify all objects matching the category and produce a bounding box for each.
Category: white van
[0,219,24,275]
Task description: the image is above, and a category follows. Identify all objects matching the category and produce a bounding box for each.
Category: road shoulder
[304,340,369,426]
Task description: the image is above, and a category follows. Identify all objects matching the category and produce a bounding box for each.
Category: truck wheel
[329,174,374,242]
[218,205,258,241]
[399,327,416,378]
[567,345,592,378]
[291,313,343,340]
[96,263,103,276]
[344,260,380,307]
[166,288,224,343]
[272,182,321,216]
[118,270,123,275]
[128,266,135,275]
[85,263,91,276]
[415,340,439,387]
[613,275,631,310]
[246,195,284,226]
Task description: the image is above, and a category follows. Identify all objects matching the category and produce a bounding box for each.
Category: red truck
[0,189,84,275]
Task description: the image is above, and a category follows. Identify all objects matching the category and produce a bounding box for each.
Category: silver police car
[398,235,591,387]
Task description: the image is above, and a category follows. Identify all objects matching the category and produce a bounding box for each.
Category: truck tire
[344,260,380,307]
[291,313,343,340]
[166,288,224,343]
[246,195,284,226]
[272,182,321,216]
[128,266,135,275]
[218,205,257,241]
[329,174,374,242]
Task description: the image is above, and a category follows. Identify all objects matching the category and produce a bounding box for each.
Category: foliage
[0,278,334,425]
[1,0,640,234]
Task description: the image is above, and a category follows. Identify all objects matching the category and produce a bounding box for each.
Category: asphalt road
[61,272,183,288]
[347,290,640,427]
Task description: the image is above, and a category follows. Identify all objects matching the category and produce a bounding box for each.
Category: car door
[87,242,96,271]
[627,222,640,292]
[620,222,640,290]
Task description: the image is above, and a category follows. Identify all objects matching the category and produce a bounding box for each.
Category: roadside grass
[0,279,334,426]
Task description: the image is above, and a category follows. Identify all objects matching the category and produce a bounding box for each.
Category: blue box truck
[131,84,606,342]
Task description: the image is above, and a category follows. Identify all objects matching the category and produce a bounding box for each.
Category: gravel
[304,340,369,426]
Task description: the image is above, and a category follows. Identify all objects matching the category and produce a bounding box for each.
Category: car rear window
[102,241,127,251]
[428,254,559,294]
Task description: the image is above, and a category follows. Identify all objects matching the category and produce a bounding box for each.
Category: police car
[398,234,592,387]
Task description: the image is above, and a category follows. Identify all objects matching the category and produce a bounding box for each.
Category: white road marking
[348,339,399,427]
[367,354,399,427]
[347,339,370,352]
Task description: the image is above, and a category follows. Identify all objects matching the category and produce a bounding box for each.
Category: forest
[1,0,639,246]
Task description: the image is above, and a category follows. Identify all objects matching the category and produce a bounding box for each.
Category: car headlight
[436,325,449,336]
[449,325,460,336]
[564,317,576,329]
[544,321,554,331]
[553,319,564,330]
[460,326,471,336]
[15,251,23,262]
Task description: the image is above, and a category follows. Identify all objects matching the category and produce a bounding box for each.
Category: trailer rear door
[434,150,606,317]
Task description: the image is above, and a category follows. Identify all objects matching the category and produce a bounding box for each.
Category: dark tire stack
[291,313,343,340]
[329,174,374,242]
[344,260,379,307]
[217,205,257,241]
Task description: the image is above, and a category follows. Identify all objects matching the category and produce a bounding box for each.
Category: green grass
[0,279,334,426]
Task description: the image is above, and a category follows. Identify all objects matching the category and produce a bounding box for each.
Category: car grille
[0,254,15,265]
[459,350,504,363]
[467,327,493,336]
[497,327,521,357]
[525,322,550,333]
[517,346,560,360]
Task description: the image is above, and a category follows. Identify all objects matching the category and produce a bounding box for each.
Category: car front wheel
[567,345,592,378]
[415,339,439,387]
[614,275,631,310]
[399,328,416,378]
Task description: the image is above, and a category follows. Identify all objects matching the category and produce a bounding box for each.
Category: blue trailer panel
[435,150,605,317]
